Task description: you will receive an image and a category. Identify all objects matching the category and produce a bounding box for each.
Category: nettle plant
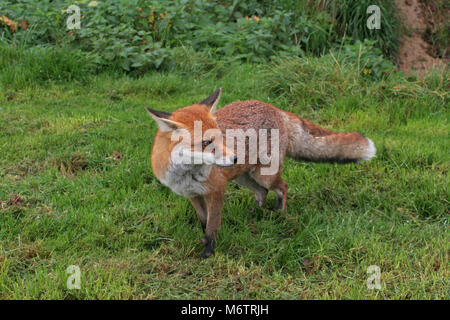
[0,0,400,73]
[0,0,332,72]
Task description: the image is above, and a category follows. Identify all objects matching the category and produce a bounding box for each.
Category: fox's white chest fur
[159,162,212,198]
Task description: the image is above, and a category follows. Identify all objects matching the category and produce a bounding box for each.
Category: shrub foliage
[0,0,401,73]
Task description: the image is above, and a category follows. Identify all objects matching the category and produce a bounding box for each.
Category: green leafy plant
[0,0,402,73]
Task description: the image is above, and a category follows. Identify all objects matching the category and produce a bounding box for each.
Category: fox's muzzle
[215,155,238,167]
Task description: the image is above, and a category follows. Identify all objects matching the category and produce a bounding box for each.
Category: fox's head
[146,88,237,168]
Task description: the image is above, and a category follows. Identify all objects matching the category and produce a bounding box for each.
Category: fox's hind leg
[273,176,287,211]
[250,168,288,212]
[234,173,268,208]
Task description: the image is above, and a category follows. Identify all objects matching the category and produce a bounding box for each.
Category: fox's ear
[200,88,222,114]
[146,108,183,132]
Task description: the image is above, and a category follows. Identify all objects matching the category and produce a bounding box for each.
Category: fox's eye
[202,139,212,148]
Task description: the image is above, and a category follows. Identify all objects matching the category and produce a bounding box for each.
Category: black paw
[275,196,283,210]
[201,237,215,259]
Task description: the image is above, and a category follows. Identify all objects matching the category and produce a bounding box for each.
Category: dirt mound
[395,0,446,74]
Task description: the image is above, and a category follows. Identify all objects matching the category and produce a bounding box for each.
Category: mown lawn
[0,63,448,299]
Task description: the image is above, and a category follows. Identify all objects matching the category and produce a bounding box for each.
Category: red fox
[146,89,376,258]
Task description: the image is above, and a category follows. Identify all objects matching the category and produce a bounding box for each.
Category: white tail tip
[362,138,376,161]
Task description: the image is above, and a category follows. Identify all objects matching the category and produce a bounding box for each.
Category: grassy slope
[0,64,448,299]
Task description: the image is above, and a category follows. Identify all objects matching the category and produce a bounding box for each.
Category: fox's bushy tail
[283,111,376,163]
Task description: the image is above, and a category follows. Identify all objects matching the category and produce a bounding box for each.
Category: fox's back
[215,100,288,138]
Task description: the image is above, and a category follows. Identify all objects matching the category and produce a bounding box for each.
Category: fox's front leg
[189,196,207,232]
[201,191,225,258]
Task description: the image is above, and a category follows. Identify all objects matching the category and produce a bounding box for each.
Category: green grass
[0,44,95,89]
[0,59,448,299]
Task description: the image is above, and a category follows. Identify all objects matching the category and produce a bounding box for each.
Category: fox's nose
[233,156,238,164]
